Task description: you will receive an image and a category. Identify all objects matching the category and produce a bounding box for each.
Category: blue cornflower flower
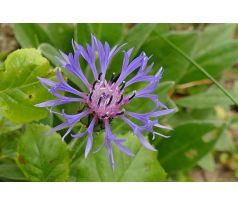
[36,35,176,169]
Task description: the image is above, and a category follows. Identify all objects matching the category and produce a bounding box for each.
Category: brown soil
[0,23,18,53]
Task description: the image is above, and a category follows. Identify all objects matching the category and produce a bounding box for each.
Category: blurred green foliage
[0,23,237,181]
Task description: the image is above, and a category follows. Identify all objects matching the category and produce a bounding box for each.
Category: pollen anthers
[87,72,127,119]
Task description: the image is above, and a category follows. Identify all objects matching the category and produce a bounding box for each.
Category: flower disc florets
[35,35,176,169]
[87,76,132,119]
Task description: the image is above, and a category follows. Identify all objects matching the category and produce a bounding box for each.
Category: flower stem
[160,35,238,106]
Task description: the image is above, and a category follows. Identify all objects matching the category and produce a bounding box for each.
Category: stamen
[116,110,125,116]
[120,81,126,91]
[89,92,93,102]
[97,96,102,107]
[106,96,113,106]
[101,112,109,118]
[87,73,128,119]
[116,94,123,104]
[98,72,102,80]
[92,80,98,90]
[129,91,136,100]
[110,72,116,81]
[111,73,120,83]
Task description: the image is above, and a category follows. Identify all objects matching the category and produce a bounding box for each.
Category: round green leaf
[17,124,70,182]
[0,48,54,123]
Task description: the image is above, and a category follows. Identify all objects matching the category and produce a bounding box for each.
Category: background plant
[0,23,237,181]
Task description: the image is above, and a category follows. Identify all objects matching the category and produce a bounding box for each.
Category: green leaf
[0,160,26,181]
[75,23,125,46]
[124,24,157,57]
[158,122,222,173]
[152,24,170,36]
[17,124,70,182]
[0,114,22,135]
[12,24,50,48]
[179,24,237,83]
[74,24,91,46]
[142,31,198,82]
[197,153,215,172]
[181,41,238,82]
[39,43,61,67]
[215,130,236,152]
[0,130,20,159]
[194,24,236,56]
[44,24,74,53]
[169,108,222,127]
[91,23,125,45]
[0,52,8,62]
[161,35,238,107]
[176,87,238,109]
[0,48,54,123]
[69,132,166,182]
[156,81,176,108]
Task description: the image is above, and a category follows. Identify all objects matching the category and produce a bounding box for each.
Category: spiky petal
[36,35,176,169]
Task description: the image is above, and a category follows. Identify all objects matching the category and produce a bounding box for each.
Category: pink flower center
[87,79,128,119]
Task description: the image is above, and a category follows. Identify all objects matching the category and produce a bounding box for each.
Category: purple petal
[71,130,87,138]
[48,122,70,134]
[125,111,149,123]
[134,93,158,104]
[84,116,97,157]
[116,52,144,85]
[59,50,69,65]
[60,50,90,87]
[48,109,91,140]
[64,109,91,123]
[154,123,173,130]
[114,139,134,156]
[104,120,116,168]
[35,97,83,108]
[55,69,85,97]
[35,100,72,107]
[38,77,57,87]
[124,62,154,88]
[151,108,176,117]
[70,116,97,158]
[78,41,98,79]
[109,44,125,60]
[134,129,157,151]
[93,36,123,81]
[104,120,116,140]
[85,134,93,158]
[106,139,115,170]
[120,116,157,151]
[122,48,134,73]
[71,115,96,139]
[125,75,154,88]
[62,126,74,141]
[93,141,105,154]
[153,131,170,138]
[104,119,138,161]
[156,67,164,79]
[134,68,163,96]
